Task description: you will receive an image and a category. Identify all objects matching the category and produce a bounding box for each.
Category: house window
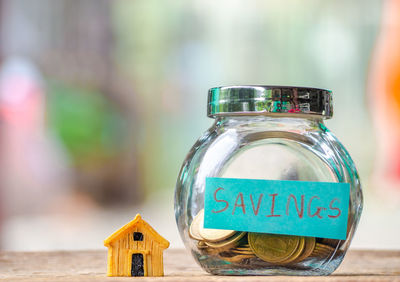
[133,232,143,241]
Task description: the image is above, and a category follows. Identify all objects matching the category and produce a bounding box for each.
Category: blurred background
[0,0,399,251]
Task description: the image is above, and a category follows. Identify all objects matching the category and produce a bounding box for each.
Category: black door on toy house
[131,254,144,276]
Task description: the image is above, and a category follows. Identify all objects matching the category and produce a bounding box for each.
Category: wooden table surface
[0,249,399,281]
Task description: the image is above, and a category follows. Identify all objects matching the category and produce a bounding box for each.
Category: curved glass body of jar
[175,115,362,275]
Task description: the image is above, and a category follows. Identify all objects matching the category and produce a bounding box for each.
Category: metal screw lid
[207,85,333,119]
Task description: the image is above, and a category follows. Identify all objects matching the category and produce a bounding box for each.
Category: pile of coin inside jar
[189,209,340,266]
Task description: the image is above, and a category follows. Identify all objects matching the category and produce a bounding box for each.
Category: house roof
[104,214,170,249]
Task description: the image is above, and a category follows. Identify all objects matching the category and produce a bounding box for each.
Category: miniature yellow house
[104,214,170,277]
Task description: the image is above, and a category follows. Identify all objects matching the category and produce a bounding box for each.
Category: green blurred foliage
[46,81,127,164]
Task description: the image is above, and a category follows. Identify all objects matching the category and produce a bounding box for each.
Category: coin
[190,209,236,242]
[232,241,253,253]
[231,250,254,255]
[197,241,208,249]
[293,236,316,263]
[320,238,340,248]
[189,209,205,240]
[310,243,335,257]
[278,236,305,265]
[314,243,335,251]
[311,250,331,258]
[205,232,246,249]
[248,233,300,263]
[235,248,252,253]
[198,214,236,242]
[231,248,253,255]
[222,254,256,263]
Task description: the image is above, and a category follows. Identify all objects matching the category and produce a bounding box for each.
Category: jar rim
[207,85,333,119]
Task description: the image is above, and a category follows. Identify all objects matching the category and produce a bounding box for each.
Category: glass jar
[174,86,363,276]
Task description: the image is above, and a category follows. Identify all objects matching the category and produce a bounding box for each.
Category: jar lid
[207,85,333,119]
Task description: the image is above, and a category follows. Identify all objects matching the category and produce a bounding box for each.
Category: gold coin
[235,249,252,253]
[233,246,253,252]
[278,236,305,265]
[205,232,246,249]
[197,241,208,249]
[236,247,251,250]
[189,209,205,240]
[293,237,316,263]
[314,243,335,251]
[320,238,340,248]
[198,214,236,242]
[237,244,250,248]
[311,250,331,258]
[232,251,254,256]
[231,248,254,255]
[248,233,300,263]
[222,254,256,263]
[312,249,332,257]
[310,243,335,258]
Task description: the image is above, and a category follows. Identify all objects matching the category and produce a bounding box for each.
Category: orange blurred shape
[369,0,400,183]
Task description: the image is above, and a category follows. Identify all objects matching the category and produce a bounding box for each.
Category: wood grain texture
[0,249,399,281]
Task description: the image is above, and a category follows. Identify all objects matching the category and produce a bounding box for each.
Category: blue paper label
[204,177,350,240]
